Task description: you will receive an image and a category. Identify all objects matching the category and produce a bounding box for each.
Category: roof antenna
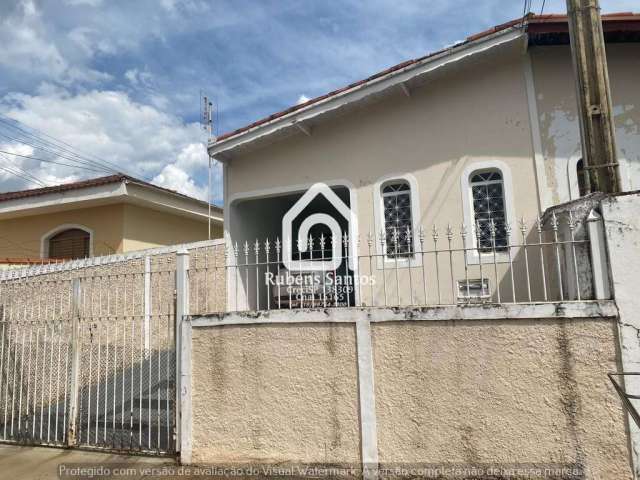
[201,92,216,239]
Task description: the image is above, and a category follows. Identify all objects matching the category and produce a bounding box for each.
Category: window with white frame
[382,181,413,258]
[470,169,508,252]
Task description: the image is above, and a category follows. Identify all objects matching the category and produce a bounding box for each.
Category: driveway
[0,444,175,479]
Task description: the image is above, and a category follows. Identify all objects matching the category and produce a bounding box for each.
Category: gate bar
[66,279,81,446]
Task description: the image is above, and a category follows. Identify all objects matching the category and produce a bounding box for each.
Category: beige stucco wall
[531,43,640,204]
[227,46,539,229]
[222,42,639,307]
[225,46,550,306]
[190,323,360,465]
[0,204,125,257]
[0,202,222,259]
[373,318,632,479]
[122,204,222,252]
[189,316,633,478]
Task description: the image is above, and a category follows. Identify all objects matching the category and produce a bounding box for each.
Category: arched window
[576,159,588,197]
[382,181,413,258]
[470,169,507,252]
[48,228,91,259]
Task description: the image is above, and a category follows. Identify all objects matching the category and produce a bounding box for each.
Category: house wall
[601,191,640,476]
[0,204,125,257]
[225,46,547,306]
[187,310,633,479]
[0,202,222,260]
[531,43,640,204]
[227,47,539,227]
[122,203,221,252]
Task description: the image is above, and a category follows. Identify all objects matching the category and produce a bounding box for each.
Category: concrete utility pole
[566,0,622,193]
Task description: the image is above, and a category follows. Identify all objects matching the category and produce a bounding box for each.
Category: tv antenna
[201,92,216,239]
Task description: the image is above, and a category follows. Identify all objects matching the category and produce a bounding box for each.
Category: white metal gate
[0,258,177,456]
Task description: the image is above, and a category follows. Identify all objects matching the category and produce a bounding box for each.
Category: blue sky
[0,0,636,203]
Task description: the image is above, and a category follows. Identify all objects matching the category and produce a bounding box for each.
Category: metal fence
[0,251,182,455]
[215,211,607,313]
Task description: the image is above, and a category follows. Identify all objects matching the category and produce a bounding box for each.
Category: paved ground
[0,444,175,479]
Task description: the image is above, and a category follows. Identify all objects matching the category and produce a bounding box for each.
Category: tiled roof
[0,173,223,212]
[215,12,640,143]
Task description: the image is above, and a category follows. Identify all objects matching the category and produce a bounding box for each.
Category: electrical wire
[0,115,124,172]
[0,132,114,174]
[540,0,546,16]
[0,151,49,186]
[0,119,117,174]
[0,115,148,179]
[0,150,106,173]
[0,165,45,187]
[0,158,48,187]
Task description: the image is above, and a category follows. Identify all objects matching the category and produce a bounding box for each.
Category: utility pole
[566,0,622,193]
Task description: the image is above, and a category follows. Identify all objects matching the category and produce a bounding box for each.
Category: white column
[66,278,82,446]
[179,319,193,464]
[175,249,190,454]
[586,210,611,300]
[356,317,379,479]
[144,255,151,353]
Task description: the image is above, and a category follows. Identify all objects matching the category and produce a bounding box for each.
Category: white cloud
[0,88,217,199]
[124,68,153,87]
[296,94,310,105]
[64,0,103,6]
[0,0,111,87]
[0,142,34,157]
[152,164,207,200]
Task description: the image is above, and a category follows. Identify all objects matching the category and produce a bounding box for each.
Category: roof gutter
[209,27,526,160]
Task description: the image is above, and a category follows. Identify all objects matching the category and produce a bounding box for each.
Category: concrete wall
[601,191,640,477]
[190,323,360,465]
[186,306,633,479]
[531,44,640,204]
[373,319,629,478]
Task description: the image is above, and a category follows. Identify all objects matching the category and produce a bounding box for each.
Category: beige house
[0,174,223,260]
[209,12,640,309]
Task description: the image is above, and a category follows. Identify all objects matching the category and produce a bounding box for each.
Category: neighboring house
[209,13,640,309]
[0,174,223,260]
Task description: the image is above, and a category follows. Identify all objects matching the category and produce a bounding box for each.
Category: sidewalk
[0,444,174,479]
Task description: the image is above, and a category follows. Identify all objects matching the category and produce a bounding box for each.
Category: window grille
[470,170,507,252]
[382,181,413,258]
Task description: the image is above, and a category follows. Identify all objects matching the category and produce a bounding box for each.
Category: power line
[0,119,117,174]
[540,0,546,15]
[0,115,148,179]
[0,154,48,187]
[0,115,125,172]
[0,150,107,173]
[0,131,114,174]
[0,165,45,187]
[0,154,49,186]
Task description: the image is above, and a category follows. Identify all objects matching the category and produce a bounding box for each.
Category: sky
[0,0,637,204]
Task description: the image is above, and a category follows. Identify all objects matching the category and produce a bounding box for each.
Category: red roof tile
[0,173,223,212]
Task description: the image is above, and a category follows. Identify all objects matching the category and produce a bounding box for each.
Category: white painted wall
[601,192,640,479]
